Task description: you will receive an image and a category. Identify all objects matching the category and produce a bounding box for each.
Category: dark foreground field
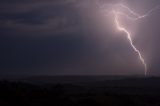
[1,76,160,106]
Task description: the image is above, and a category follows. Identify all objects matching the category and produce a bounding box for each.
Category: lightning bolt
[116,4,160,20]
[113,11,147,76]
[100,2,160,76]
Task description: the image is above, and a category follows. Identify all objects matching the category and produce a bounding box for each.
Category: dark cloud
[0,0,82,37]
[0,0,160,75]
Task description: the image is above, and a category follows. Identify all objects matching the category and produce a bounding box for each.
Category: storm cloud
[0,0,160,75]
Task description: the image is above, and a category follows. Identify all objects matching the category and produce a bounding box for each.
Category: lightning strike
[113,11,147,76]
[117,4,160,20]
[101,2,160,76]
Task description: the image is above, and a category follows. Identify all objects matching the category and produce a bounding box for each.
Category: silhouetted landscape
[1,76,160,106]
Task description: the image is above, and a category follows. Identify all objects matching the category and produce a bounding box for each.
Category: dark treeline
[0,79,160,106]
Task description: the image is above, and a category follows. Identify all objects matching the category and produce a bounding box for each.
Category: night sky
[1,0,160,76]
